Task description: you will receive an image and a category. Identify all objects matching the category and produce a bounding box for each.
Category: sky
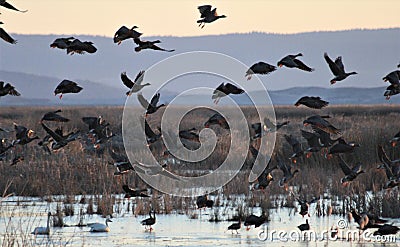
[1,0,399,37]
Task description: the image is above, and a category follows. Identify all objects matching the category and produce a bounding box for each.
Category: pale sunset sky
[1,0,399,37]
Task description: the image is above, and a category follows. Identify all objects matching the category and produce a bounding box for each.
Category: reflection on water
[0,197,398,246]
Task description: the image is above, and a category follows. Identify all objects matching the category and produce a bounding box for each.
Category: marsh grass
[0,105,399,219]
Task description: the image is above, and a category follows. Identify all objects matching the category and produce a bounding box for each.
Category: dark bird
[295,96,329,109]
[284,134,304,163]
[108,148,133,175]
[50,37,74,50]
[41,123,79,150]
[244,214,267,230]
[277,158,299,190]
[137,93,166,116]
[337,155,364,186]
[121,71,149,96]
[197,5,226,28]
[251,155,276,190]
[377,145,400,189]
[245,61,276,80]
[263,117,289,133]
[324,53,357,84]
[227,219,241,234]
[66,39,97,55]
[133,37,174,52]
[295,196,318,217]
[314,128,339,148]
[54,80,83,99]
[384,83,400,100]
[141,210,156,232]
[13,123,38,145]
[113,25,142,45]
[277,53,314,72]
[143,118,162,145]
[179,128,200,143]
[373,224,400,236]
[301,130,323,158]
[10,155,23,166]
[82,116,113,149]
[212,82,244,104]
[196,194,214,209]
[0,81,20,97]
[122,185,149,198]
[297,219,310,231]
[303,115,341,135]
[382,70,400,85]
[328,138,360,156]
[204,112,229,129]
[389,131,400,147]
[37,135,52,154]
[0,138,13,158]
[41,110,69,123]
[0,0,27,12]
[0,22,17,44]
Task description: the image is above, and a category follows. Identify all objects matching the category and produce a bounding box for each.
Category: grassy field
[0,104,399,217]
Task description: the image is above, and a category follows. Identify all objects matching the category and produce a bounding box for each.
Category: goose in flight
[66,39,97,55]
[301,130,323,158]
[324,53,357,84]
[277,157,299,190]
[32,212,51,235]
[113,25,142,45]
[0,81,20,97]
[295,96,329,109]
[245,61,276,80]
[54,80,83,99]
[122,185,149,198]
[41,123,80,150]
[0,0,27,12]
[133,37,175,52]
[284,134,304,164]
[41,110,70,123]
[377,145,400,189]
[89,219,112,232]
[0,22,17,44]
[50,37,74,50]
[249,145,277,190]
[277,53,314,72]
[212,82,244,104]
[133,161,184,181]
[328,138,360,157]
[204,112,229,129]
[137,93,166,116]
[121,70,149,96]
[13,123,38,146]
[382,70,400,100]
[197,5,226,28]
[108,148,133,175]
[337,155,364,186]
[303,115,341,135]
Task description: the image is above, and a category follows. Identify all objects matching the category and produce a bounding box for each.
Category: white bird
[89,219,112,232]
[32,212,51,235]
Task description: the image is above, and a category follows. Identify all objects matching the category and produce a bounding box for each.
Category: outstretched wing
[3,83,20,96]
[293,59,314,72]
[334,56,345,73]
[41,123,63,142]
[121,72,134,89]
[198,5,212,17]
[150,93,160,107]
[0,27,17,44]
[137,93,150,109]
[337,155,352,175]
[134,70,145,85]
[324,53,341,76]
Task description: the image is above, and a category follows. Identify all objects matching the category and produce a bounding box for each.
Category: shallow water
[0,196,399,246]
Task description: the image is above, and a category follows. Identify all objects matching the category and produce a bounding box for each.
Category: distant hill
[1,70,399,106]
[0,29,399,92]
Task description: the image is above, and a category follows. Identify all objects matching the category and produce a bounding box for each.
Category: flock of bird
[1,0,399,239]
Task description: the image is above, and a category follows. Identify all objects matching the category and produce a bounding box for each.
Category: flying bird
[337,155,365,186]
[245,62,276,80]
[277,157,299,189]
[41,123,80,151]
[303,115,341,135]
[122,185,149,198]
[108,148,133,175]
[197,5,226,28]
[66,39,97,55]
[295,96,329,109]
[54,80,83,99]
[121,70,149,96]
[204,112,229,129]
[133,38,174,52]
[50,37,74,50]
[41,110,70,123]
[13,123,38,146]
[377,145,400,189]
[324,53,357,84]
[382,71,400,100]
[284,135,304,163]
[137,93,166,116]
[277,53,314,72]
[0,81,20,97]
[0,22,17,44]
[113,25,142,44]
[212,82,244,104]
[328,138,360,157]
[0,0,27,12]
